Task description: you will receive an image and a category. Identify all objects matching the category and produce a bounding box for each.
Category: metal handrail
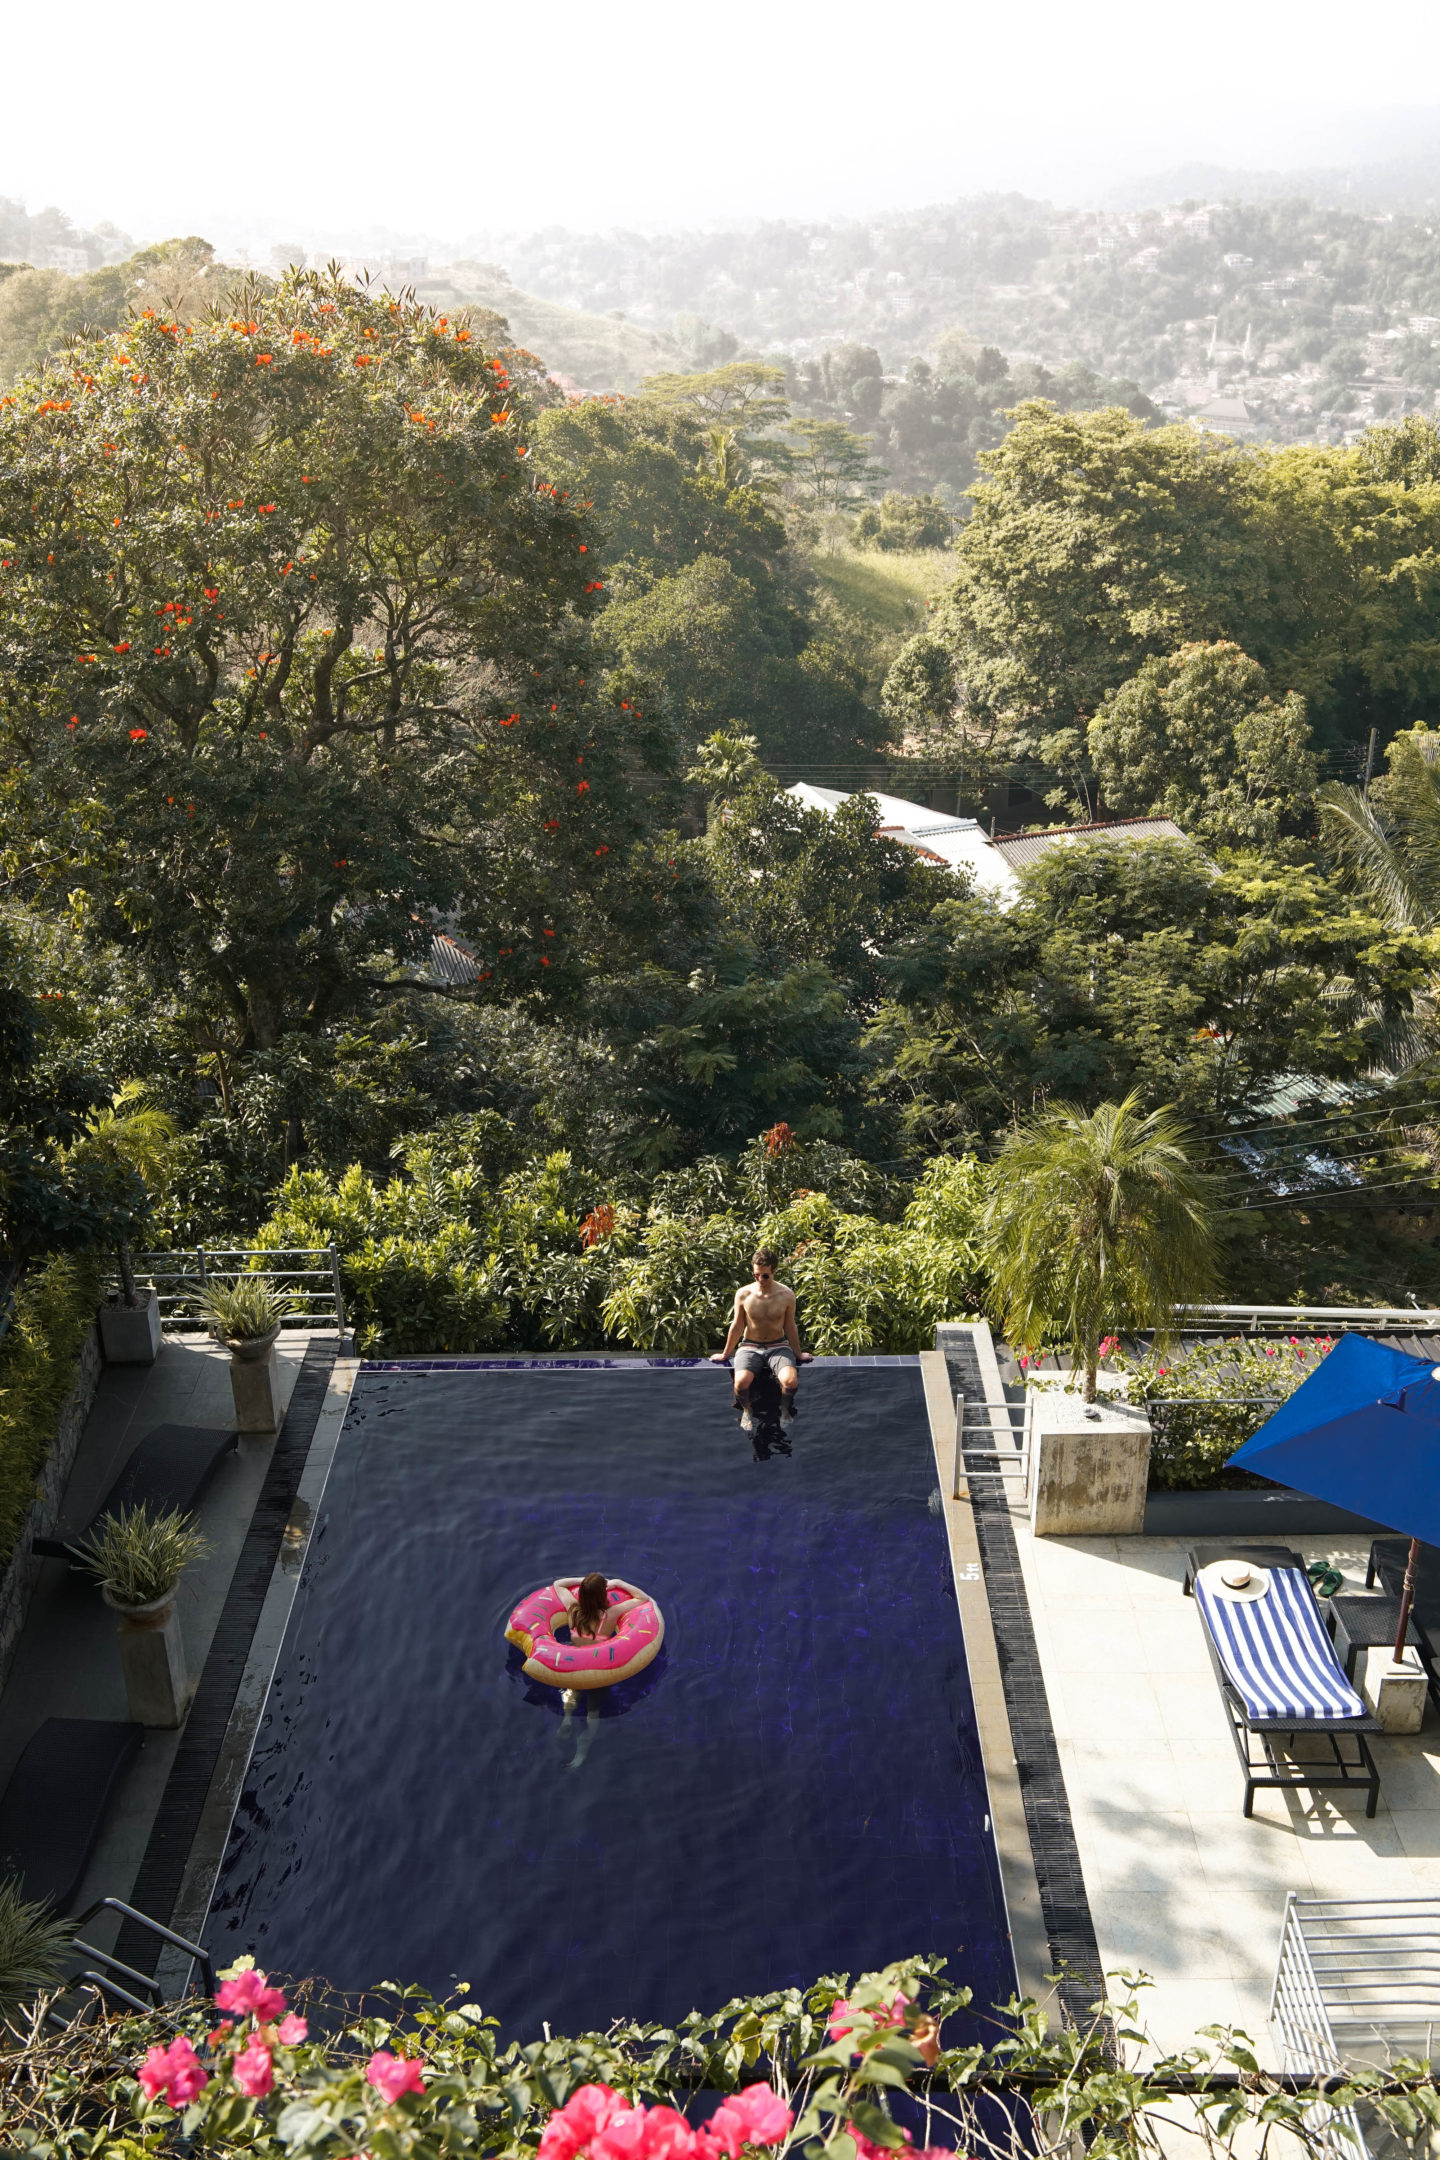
[72,1895,216,1996]
[106,1246,345,1335]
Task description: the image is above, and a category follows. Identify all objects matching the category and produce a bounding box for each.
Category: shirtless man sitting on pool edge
[709,1247,813,1428]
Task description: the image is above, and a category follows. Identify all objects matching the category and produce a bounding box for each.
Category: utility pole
[1363,727,1379,796]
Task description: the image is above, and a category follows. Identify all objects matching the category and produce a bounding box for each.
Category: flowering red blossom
[129,728,148,740]
[580,1204,615,1248]
[255,354,274,367]
[576,780,590,793]
[113,641,131,652]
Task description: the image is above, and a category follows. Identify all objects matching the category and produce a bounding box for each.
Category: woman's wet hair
[572,1571,609,1635]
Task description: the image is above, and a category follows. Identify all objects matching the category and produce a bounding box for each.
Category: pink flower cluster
[141,1964,309,2112]
[139,2034,208,2107]
[827,1994,907,2045]
[367,2050,428,2104]
[216,1968,289,2022]
[539,2081,793,2160]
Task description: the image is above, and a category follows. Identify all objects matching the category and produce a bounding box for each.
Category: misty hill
[411,260,678,391]
[487,192,1440,451]
[1104,146,1440,215]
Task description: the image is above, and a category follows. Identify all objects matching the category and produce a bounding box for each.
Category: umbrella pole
[1395,1536,1421,1665]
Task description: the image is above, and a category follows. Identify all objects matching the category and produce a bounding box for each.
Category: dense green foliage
[2,263,1438,1337]
[0,1252,102,1562]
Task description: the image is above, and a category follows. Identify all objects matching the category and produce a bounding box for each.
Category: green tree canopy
[0,271,661,1059]
[1088,641,1317,846]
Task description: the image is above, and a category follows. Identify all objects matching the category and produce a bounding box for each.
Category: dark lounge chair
[1185,1544,1383,1818]
[0,1719,143,1911]
[33,1423,238,1559]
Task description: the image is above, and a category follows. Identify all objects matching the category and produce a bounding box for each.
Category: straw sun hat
[1197,1559,1272,1603]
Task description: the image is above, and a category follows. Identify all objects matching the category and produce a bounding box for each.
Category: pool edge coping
[919,1343,1052,2017]
[154,1353,361,1993]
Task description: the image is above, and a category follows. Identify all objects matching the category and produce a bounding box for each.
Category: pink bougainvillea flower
[828,1992,907,2044]
[215,1968,287,2022]
[705,2083,794,2156]
[366,2050,426,2104]
[277,2013,308,2044]
[232,2039,274,2098]
[138,2034,209,2107]
[539,2083,625,2160]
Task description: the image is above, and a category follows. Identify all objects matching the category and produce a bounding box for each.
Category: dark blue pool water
[207,1359,1014,2036]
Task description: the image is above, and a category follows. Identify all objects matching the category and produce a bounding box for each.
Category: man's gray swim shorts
[734,1339,798,1380]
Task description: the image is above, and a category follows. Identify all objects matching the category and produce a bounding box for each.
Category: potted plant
[67,1088,178,1366]
[197,1277,295,1432]
[70,1503,209,1727]
[0,1877,73,2014]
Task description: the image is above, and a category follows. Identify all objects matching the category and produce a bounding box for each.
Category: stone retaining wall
[0,1325,102,1696]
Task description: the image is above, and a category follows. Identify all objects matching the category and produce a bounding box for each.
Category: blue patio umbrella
[1228,1333,1440,1659]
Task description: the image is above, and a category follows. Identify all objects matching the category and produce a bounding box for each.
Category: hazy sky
[11,0,1440,247]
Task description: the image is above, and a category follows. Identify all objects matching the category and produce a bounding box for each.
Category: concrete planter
[1029,1394,1153,1536]
[104,1584,190,1726]
[98,1289,162,1365]
[222,1328,282,1433]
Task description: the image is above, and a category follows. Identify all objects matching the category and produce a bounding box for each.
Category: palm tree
[1319,734,1440,933]
[67,1087,178,1309]
[1319,734,1440,1067]
[982,1092,1216,1401]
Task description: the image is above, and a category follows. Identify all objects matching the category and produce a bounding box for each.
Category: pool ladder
[47,1896,215,2025]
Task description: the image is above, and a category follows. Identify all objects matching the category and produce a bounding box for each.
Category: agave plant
[197,1276,294,1343]
[0,1877,72,2014]
[69,1503,209,1609]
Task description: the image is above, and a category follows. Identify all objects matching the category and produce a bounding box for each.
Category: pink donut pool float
[504,1576,665,1690]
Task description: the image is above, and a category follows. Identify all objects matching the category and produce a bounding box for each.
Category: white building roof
[787,787,1197,898]
[786,784,1017,894]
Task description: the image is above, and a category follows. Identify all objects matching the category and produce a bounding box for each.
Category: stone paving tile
[1008,1510,1440,2062]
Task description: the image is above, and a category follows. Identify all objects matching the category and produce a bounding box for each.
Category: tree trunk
[117,1241,138,1310]
[1082,1351,1098,1403]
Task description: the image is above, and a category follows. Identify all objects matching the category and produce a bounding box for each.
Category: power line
[1226,1172,1440,1213]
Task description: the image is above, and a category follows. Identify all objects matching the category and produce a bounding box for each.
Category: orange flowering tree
[0,271,663,1052]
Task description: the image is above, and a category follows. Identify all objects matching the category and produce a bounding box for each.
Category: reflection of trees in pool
[505,1643,668,1722]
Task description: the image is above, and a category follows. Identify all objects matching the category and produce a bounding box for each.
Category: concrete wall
[0,1325,102,1696]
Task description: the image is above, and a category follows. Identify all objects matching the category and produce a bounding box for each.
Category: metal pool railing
[1272,1893,1440,2157]
[950,1392,1031,1500]
[109,1247,346,1334]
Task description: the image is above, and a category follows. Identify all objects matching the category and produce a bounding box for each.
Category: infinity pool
[207,1358,1014,2036]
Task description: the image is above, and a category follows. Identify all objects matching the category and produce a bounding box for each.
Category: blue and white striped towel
[1195,1566,1367,1720]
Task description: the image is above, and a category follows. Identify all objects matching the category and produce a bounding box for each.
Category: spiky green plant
[68,1503,208,1608]
[0,1877,72,2013]
[981,1091,1216,1402]
[197,1275,294,1342]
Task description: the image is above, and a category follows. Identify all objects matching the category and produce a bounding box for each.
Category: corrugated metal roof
[993,816,1190,869]
[428,933,482,986]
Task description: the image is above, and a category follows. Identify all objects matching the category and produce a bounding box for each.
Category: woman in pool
[566,1572,645,1643]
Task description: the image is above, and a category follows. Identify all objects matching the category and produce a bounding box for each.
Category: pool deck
[0,1328,355,1979]
[932,1329,1440,2067]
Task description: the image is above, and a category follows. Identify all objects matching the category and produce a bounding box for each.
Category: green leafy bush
[69,1501,209,1607]
[251,1134,988,1358]
[1130,1335,1336,1490]
[0,1253,103,1569]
